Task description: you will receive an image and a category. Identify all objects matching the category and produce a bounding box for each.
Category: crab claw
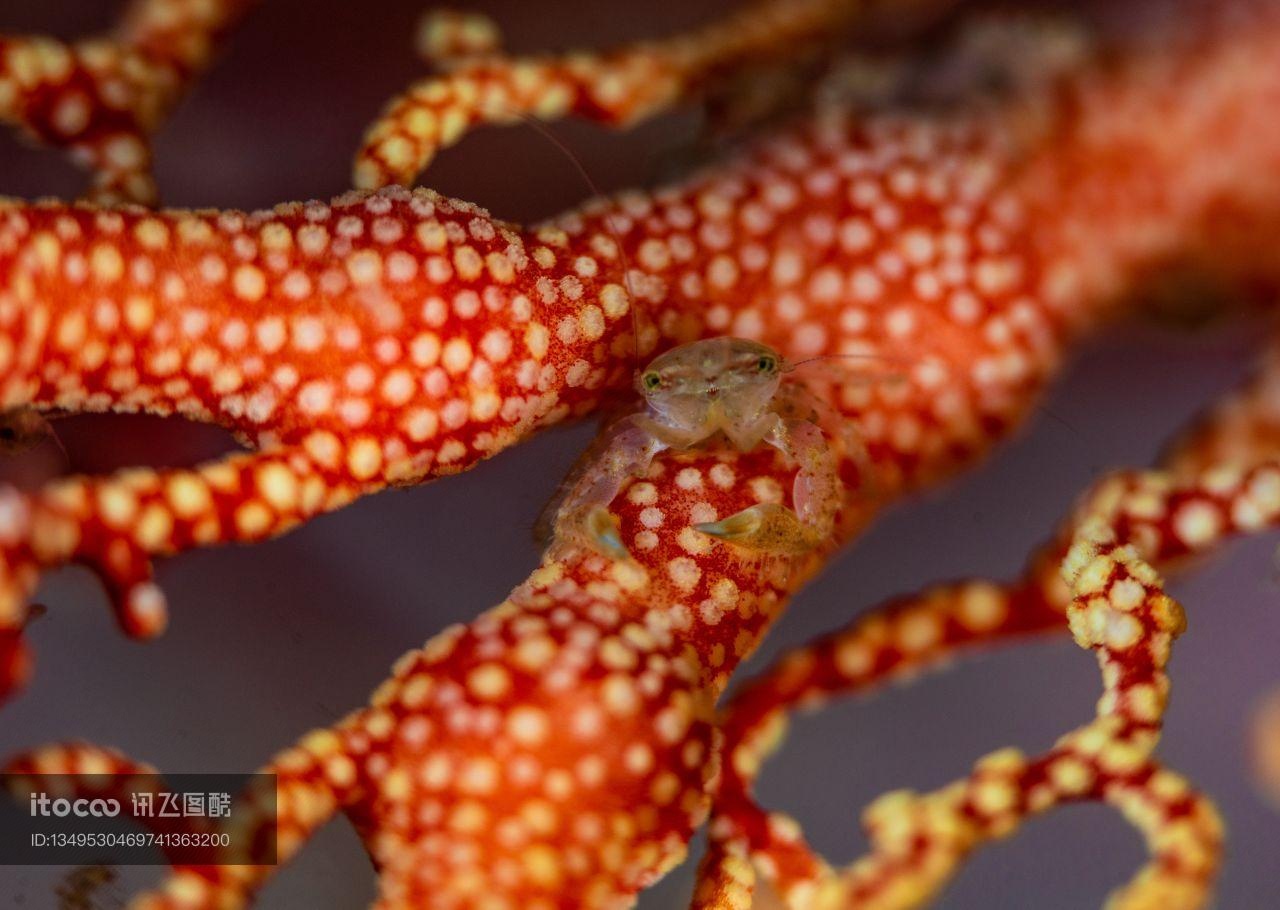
[585,506,630,561]
[694,506,768,541]
[694,503,817,554]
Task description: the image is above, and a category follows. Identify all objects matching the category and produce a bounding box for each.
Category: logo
[28,793,121,818]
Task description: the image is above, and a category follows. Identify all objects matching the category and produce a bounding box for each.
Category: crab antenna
[787,351,913,371]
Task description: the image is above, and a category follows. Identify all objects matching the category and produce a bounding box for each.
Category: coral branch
[0,446,354,645]
[0,0,256,203]
[352,0,875,190]
[698,334,1280,908]
[1251,685,1280,810]
[0,94,1059,700]
[699,339,1280,906]
[699,454,1272,908]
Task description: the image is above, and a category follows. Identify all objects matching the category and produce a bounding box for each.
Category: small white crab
[549,336,852,559]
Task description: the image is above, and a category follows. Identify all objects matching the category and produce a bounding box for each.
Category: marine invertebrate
[548,336,852,559]
[2,1,1280,908]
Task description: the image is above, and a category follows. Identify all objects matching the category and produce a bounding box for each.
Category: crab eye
[756,354,778,374]
[641,371,662,391]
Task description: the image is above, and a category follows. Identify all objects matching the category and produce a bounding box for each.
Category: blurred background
[0,1,1277,906]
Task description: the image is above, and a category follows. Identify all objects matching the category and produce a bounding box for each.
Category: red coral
[1,2,1280,908]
